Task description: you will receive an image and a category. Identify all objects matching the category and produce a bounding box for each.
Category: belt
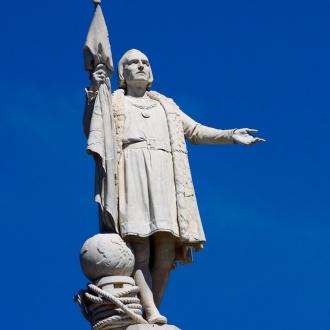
[123,139,171,151]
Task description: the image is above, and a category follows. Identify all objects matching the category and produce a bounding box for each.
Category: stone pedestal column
[127,325,181,330]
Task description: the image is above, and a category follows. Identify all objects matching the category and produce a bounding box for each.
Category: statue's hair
[117,49,153,90]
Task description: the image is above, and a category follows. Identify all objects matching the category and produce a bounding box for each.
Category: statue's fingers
[255,137,266,142]
[93,69,106,77]
[93,73,102,81]
[247,128,258,134]
[94,77,104,83]
[95,74,106,82]
[94,70,105,77]
[95,63,105,70]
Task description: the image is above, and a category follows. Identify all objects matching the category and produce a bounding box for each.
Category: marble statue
[83,48,265,324]
[76,2,265,328]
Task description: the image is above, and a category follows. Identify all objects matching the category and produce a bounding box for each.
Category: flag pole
[83,0,118,232]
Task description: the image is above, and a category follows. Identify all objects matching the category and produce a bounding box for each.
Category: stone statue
[76,2,265,329]
[83,48,265,324]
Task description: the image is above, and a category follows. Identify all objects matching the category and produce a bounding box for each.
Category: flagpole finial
[93,0,101,9]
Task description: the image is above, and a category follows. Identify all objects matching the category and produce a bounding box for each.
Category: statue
[75,2,265,329]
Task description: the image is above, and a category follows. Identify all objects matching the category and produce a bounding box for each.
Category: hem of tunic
[119,217,179,238]
[122,229,181,242]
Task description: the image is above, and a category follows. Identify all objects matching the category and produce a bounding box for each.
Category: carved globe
[80,233,135,281]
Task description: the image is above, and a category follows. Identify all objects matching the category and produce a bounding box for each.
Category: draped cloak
[83,89,235,265]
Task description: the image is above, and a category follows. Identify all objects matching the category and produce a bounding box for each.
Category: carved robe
[84,89,235,264]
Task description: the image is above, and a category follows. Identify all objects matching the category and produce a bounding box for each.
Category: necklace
[125,96,158,118]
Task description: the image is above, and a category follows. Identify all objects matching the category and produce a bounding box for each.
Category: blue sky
[1,0,330,329]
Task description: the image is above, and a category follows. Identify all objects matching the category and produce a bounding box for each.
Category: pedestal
[127,325,181,330]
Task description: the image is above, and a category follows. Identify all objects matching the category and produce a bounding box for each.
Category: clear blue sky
[1,1,329,329]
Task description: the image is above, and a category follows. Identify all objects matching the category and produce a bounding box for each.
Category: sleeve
[179,110,236,145]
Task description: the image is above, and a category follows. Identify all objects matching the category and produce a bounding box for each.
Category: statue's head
[117,49,153,90]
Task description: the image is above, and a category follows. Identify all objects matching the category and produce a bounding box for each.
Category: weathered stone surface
[80,233,135,281]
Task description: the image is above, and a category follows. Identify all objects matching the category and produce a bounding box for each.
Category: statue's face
[123,51,151,87]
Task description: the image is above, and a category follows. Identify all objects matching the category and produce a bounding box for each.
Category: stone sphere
[80,233,135,281]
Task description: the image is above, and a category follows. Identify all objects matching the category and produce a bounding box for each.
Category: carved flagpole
[83,0,119,232]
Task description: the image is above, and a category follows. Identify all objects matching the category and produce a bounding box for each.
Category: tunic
[118,97,180,239]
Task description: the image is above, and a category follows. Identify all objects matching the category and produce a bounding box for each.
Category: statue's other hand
[89,64,109,91]
[233,128,266,146]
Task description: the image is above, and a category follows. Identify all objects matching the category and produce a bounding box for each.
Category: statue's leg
[150,232,176,308]
[129,235,167,324]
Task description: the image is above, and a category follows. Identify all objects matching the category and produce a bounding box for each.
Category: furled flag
[83,0,118,233]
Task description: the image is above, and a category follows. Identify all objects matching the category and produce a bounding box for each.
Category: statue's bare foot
[147,313,167,324]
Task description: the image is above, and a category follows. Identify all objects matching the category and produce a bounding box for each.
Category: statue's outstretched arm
[179,110,236,145]
[180,111,265,146]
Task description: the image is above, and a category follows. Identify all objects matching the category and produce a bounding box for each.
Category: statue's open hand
[233,128,266,145]
[89,64,110,91]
